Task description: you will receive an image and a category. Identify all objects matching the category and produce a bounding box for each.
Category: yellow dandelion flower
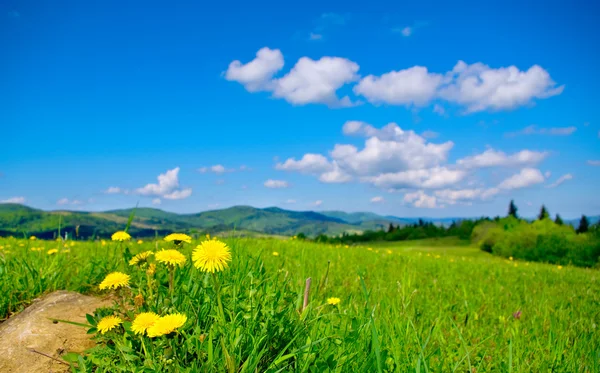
[272,251,279,256]
[557,265,563,270]
[164,233,192,245]
[137,239,143,244]
[509,256,513,261]
[386,249,392,254]
[101,240,106,246]
[367,247,373,251]
[97,315,122,334]
[111,231,131,242]
[129,251,154,266]
[62,249,70,253]
[146,263,156,275]
[131,312,160,335]
[155,249,187,267]
[344,245,349,248]
[29,236,37,240]
[70,242,75,247]
[147,313,187,338]
[192,239,232,273]
[205,234,210,240]
[99,272,130,290]
[327,297,341,306]
[47,249,59,255]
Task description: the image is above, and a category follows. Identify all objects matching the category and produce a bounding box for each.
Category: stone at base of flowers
[0,290,112,373]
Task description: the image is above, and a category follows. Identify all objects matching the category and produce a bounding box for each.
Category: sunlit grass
[0,235,598,372]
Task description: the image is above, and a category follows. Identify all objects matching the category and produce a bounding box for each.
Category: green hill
[0,204,386,239]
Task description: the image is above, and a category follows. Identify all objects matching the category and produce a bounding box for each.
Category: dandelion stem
[169,266,174,300]
[211,272,226,322]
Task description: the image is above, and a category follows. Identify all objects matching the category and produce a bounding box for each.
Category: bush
[474,217,600,267]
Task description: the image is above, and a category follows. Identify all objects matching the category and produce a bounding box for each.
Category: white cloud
[366,167,466,189]
[163,188,192,200]
[105,186,123,194]
[57,198,70,206]
[152,198,161,205]
[313,200,323,207]
[588,160,600,166]
[434,188,499,204]
[354,66,443,107]
[439,61,564,113]
[401,27,412,36]
[264,179,289,188]
[318,161,352,183]
[198,164,240,174]
[225,47,284,92]
[309,33,323,40]
[505,125,577,137]
[227,50,563,113]
[273,56,359,107]
[1,196,25,204]
[371,196,384,203]
[276,154,333,174]
[285,199,297,204]
[546,173,573,188]
[457,149,548,169]
[498,168,545,190]
[403,190,438,208]
[135,167,192,200]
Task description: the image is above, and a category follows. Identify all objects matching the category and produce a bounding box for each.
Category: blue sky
[1,0,599,218]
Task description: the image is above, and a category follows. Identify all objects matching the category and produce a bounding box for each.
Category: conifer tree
[508,200,518,218]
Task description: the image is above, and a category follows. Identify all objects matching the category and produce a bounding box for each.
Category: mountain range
[0,203,596,239]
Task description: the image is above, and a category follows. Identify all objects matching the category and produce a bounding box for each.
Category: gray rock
[0,290,111,373]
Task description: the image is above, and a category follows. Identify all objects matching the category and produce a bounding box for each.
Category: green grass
[0,236,598,372]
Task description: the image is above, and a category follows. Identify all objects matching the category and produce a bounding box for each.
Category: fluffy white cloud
[588,160,600,166]
[403,190,438,208]
[371,196,384,203]
[1,196,25,204]
[163,188,192,200]
[439,61,564,113]
[434,188,499,204]
[505,125,577,137]
[135,167,192,200]
[225,47,284,92]
[276,154,333,174]
[366,167,466,189]
[354,66,442,106]
[498,168,545,190]
[228,50,563,113]
[313,200,323,206]
[546,173,573,188]
[457,149,548,169]
[152,198,161,205]
[273,56,359,106]
[264,179,289,188]
[318,161,353,183]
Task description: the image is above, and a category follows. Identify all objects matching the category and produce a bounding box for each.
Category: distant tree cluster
[473,200,600,267]
[308,218,486,245]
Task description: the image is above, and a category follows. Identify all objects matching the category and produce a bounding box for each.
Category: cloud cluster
[227,48,563,112]
[277,121,552,209]
[264,179,289,189]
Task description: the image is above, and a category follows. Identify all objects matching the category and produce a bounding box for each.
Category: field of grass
[0,235,599,372]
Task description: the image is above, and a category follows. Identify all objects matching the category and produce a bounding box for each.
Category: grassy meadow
[0,235,599,372]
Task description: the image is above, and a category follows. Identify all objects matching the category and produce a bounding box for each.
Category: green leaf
[85,314,97,326]
[124,203,138,233]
